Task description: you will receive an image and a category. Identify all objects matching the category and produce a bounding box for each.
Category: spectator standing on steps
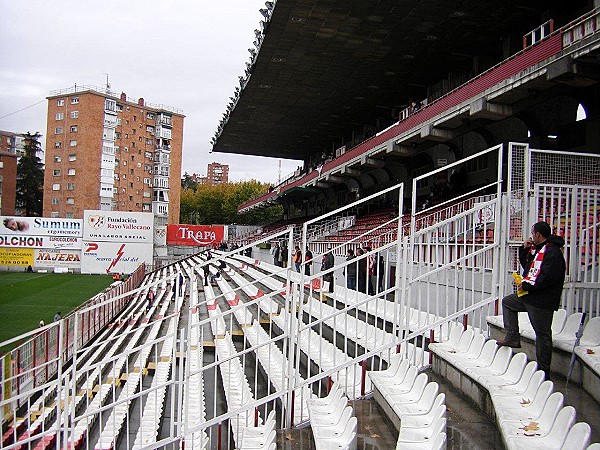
[270,242,280,266]
[344,249,357,290]
[497,221,566,377]
[321,247,335,292]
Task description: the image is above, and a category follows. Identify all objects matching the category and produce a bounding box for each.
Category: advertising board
[0,235,82,249]
[34,249,81,269]
[1,216,82,236]
[166,224,228,246]
[83,211,153,244]
[0,248,34,267]
[81,241,153,274]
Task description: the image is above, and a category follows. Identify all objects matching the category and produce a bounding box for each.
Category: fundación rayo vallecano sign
[81,211,154,274]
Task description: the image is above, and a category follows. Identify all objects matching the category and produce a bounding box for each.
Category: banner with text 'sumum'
[166,224,228,246]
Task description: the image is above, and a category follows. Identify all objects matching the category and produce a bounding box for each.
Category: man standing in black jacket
[497,221,566,376]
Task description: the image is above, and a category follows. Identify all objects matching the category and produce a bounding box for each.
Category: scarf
[523,243,551,285]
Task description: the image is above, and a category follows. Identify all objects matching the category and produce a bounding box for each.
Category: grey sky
[0,0,301,184]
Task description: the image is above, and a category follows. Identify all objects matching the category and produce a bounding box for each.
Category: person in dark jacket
[497,221,566,376]
[321,247,335,292]
[356,248,367,293]
[344,249,357,290]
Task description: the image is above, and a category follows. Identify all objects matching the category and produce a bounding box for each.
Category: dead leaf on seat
[587,348,595,354]
[520,398,531,405]
[285,433,294,441]
[519,421,539,432]
[371,433,380,438]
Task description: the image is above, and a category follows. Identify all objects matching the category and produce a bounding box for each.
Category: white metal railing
[3,145,600,449]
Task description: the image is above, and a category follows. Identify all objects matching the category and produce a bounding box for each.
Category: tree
[16,132,44,216]
[179,180,283,225]
[181,172,197,191]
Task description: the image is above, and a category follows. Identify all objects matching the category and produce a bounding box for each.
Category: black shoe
[496,339,521,348]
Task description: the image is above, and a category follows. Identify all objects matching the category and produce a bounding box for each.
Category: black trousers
[501,293,554,375]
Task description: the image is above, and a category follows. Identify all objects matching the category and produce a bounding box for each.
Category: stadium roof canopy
[211,0,590,161]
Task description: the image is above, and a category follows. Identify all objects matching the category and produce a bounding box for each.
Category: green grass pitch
[0,272,113,351]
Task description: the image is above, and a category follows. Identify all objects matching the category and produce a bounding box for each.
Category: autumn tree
[179,180,282,225]
[16,132,44,216]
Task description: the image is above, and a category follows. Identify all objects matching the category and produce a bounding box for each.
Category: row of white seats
[227,255,369,398]
[324,285,464,341]
[368,358,446,450]
[303,296,429,367]
[214,333,263,448]
[308,383,357,450]
[95,283,177,450]
[181,272,209,449]
[232,254,330,292]
[272,308,367,398]
[487,311,600,352]
[225,260,280,314]
[429,328,594,450]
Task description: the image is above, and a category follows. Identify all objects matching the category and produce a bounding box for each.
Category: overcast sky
[0,0,301,184]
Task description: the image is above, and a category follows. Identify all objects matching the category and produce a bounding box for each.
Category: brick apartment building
[206,162,229,185]
[43,86,184,226]
[0,130,24,215]
[191,162,229,186]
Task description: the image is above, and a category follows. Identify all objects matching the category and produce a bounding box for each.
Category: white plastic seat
[400,404,446,429]
[488,360,538,394]
[241,410,276,442]
[396,417,446,449]
[388,379,435,407]
[586,443,600,450]
[551,309,568,335]
[392,385,441,418]
[240,428,275,449]
[381,371,427,397]
[455,339,498,371]
[312,409,354,439]
[369,357,409,383]
[494,380,553,423]
[479,352,527,389]
[559,422,592,450]
[314,416,357,450]
[580,317,600,347]
[312,405,353,429]
[309,383,343,408]
[309,395,347,419]
[502,392,564,440]
[553,312,584,350]
[398,416,447,442]
[376,365,418,395]
[471,345,513,381]
[490,367,544,399]
[505,406,576,450]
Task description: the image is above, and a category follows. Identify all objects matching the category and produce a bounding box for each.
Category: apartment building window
[145,151,152,158]
[57,99,64,106]
[68,168,75,176]
[145,138,152,145]
[54,156,61,163]
[52,183,60,191]
[53,169,61,176]
[69,154,76,161]
[71,97,79,104]
[147,113,154,120]
[55,112,64,120]
[130,182,133,188]
[51,198,59,205]
[51,212,59,218]
[67,183,75,190]
[70,125,78,133]
[66,212,74,218]
[116,104,123,112]
[105,99,116,111]
[54,142,62,149]
[66,197,74,205]
[115,132,121,139]
[55,127,63,134]
[133,115,137,122]
[70,111,78,119]
[69,140,77,147]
